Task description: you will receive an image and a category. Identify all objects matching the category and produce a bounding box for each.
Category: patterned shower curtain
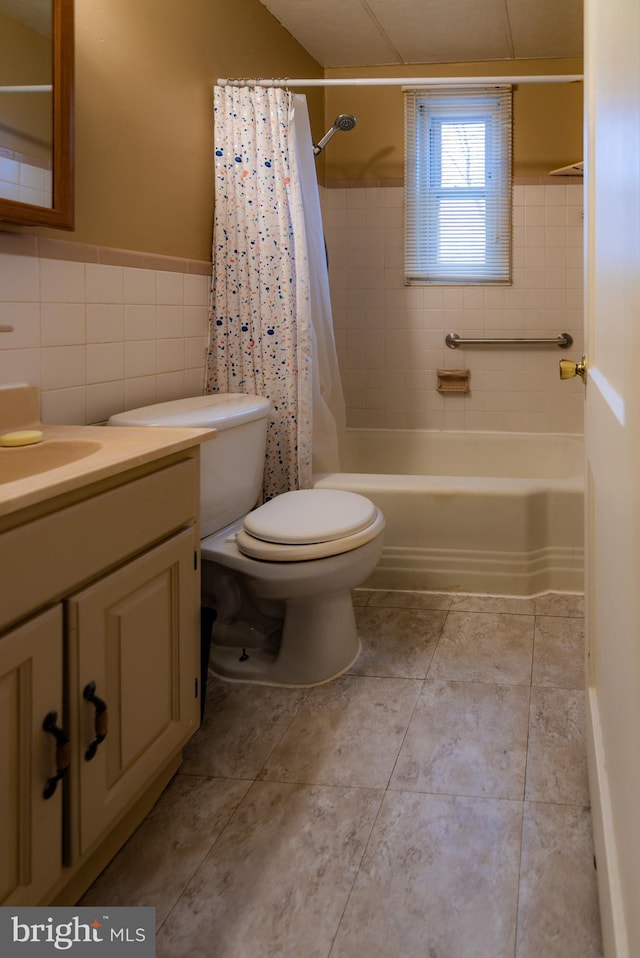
[205,85,315,501]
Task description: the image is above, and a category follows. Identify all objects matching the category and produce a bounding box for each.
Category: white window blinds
[404,86,512,285]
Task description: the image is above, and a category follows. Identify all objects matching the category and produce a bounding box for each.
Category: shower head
[313,114,357,155]
[334,114,357,132]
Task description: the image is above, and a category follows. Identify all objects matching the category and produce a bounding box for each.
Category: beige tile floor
[80,590,603,958]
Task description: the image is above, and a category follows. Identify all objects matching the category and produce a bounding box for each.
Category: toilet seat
[243,489,378,544]
[237,489,384,562]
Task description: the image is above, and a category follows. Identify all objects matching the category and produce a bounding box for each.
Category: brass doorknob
[559,356,587,383]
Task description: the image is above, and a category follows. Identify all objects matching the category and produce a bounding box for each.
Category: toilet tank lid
[108,394,271,430]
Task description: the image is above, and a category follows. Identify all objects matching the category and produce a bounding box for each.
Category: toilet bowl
[201,489,384,685]
[109,395,384,687]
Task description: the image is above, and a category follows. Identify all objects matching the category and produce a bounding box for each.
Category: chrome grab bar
[445,332,573,349]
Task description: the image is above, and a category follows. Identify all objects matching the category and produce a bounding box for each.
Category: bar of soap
[0,429,45,447]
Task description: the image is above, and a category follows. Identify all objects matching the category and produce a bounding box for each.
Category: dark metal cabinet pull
[83,681,109,761]
[42,711,70,799]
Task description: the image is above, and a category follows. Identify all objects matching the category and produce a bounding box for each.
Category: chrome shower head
[313,114,357,155]
[334,114,357,132]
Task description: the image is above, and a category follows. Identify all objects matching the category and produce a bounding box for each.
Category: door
[66,528,200,859]
[0,606,64,905]
[583,0,640,954]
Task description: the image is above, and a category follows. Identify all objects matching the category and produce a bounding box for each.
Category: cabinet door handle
[83,681,109,761]
[42,711,70,799]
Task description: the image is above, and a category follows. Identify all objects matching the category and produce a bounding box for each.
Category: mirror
[0,0,73,229]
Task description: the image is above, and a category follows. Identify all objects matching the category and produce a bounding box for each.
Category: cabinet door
[0,606,64,905]
[67,528,200,858]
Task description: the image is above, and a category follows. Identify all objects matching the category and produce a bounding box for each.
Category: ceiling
[257,0,583,68]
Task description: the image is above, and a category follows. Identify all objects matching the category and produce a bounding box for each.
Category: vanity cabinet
[0,448,202,906]
[68,527,196,859]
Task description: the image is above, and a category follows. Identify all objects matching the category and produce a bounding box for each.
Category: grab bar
[445,332,573,349]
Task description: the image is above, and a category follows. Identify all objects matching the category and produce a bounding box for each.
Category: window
[404,86,512,285]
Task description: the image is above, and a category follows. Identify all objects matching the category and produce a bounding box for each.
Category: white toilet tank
[108,394,271,536]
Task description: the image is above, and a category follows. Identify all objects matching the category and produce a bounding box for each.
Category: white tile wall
[0,158,52,208]
[0,254,210,424]
[0,185,583,435]
[323,183,585,434]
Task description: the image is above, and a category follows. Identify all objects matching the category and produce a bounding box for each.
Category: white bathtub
[314,428,584,596]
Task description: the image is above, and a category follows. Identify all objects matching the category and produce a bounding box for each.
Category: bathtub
[313,429,584,596]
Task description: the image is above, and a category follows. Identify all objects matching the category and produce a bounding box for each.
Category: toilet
[109,394,384,687]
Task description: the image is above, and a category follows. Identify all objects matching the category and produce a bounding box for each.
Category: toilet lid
[236,506,385,561]
[242,489,378,545]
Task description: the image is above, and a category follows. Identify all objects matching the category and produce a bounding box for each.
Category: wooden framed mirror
[0,0,74,229]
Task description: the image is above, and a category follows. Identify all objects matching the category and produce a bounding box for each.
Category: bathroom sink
[0,439,103,484]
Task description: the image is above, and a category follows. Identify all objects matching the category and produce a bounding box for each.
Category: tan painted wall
[66,0,323,259]
[0,13,52,163]
[322,59,583,181]
[31,3,582,256]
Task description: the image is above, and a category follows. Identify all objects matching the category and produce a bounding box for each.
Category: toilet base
[209,591,361,687]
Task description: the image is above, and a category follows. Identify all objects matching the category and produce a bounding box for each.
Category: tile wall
[0,236,210,424]
[0,181,584,434]
[0,154,52,208]
[323,182,585,433]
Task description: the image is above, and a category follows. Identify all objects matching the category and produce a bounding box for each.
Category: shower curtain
[206,85,345,501]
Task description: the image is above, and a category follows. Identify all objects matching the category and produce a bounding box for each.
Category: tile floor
[80,590,603,958]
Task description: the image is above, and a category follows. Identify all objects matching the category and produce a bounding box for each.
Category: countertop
[0,385,214,518]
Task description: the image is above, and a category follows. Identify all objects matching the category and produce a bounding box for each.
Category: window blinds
[404,86,512,285]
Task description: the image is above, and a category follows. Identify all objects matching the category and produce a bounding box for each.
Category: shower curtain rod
[217,75,582,88]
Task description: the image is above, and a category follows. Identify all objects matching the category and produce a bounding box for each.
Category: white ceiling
[257,0,583,68]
